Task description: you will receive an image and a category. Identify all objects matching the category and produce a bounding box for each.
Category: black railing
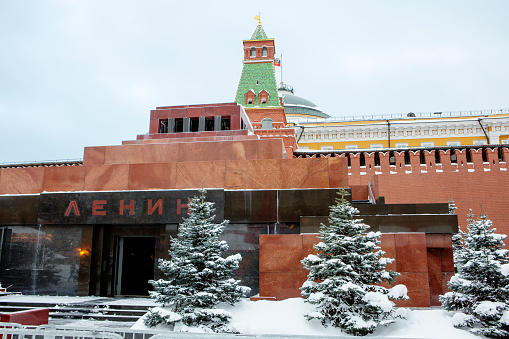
[0,159,83,168]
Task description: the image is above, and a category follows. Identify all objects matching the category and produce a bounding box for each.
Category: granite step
[0,301,150,323]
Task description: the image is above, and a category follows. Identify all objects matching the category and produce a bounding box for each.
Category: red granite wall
[0,141,347,194]
[258,233,454,307]
[255,128,298,157]
[148,102,247,135]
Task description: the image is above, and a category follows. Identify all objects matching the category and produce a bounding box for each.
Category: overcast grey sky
[1,0,508,163]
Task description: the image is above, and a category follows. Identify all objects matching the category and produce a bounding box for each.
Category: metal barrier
[150,334,226,339]
[36,326,164,339]
[0,325,123,339]
[0,323,22,329]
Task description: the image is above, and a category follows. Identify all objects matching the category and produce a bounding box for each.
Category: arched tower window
[261,118,273,130]
[262,46,267,57]
[250,47,256,58]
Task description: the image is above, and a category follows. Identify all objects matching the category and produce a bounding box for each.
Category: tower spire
[254,12,261,26]
[236,19,279,107]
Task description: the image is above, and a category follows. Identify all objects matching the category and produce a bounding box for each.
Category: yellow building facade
[286,110,509,151]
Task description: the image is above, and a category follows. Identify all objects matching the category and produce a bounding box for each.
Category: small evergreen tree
[449,198,458,215]
[451,209,473,270]
[301,188,406,336]
[440,211,509,338]
[146,190,250,332]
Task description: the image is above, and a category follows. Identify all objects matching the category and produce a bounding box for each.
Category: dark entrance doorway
[115,237,155,296]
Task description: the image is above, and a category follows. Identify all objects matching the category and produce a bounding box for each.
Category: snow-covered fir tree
[145,189,250,333]
[449,198,458,215]
[449,200,464,270]
[301,188,407,336]
[451,209,473,270]
[440,211,509,338]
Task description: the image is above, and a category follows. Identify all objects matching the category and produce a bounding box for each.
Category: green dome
[278,84,330,119]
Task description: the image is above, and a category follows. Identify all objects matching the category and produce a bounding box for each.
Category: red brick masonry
[258,233,454,307]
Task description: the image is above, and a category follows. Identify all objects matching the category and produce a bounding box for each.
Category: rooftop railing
[0,158,83,168]
[288,108,509,124]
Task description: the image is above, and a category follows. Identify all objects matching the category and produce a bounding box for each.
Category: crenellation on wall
[423,150,435,170]
[394,151,406,174]
[438,149,452,172]
[486,148,499,168]
[313,146,508,187]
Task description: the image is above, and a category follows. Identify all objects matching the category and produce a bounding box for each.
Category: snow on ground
[0,294,158,306]
[226,298,339,336]
[0,295,481,337]
[107,298,158,307]
[0,295,103,304]
[132,298,481,338]
[373,308,479,338]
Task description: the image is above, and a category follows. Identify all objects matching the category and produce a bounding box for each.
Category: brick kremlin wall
[372,171,509,235]
[322,146,509,234]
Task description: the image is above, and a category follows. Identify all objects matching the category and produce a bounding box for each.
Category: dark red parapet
[0,308,49,326]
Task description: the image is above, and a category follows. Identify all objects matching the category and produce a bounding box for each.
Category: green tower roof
[251,24,268,40]
[235,23,279,108]
[235,62,280,108]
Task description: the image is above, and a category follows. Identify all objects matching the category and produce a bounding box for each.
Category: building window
[370,144,383,149]
[205,117,215,131]
[221,117,231,130]
[473,140,487,145]
[258,89,269,105]
[262,46,267,57]
[250,47,256,58]
[299,146,309,150]
[159,120,168,133]
[245,90,255,105]
[502,139,509,145]
[175,118,184,133]
[190,118,199,132]
[395,143,409,148]
[321,145,333,150]
[261,118,273,130]
[447,141,461,146]
[345,144,358,149]
[421,142,434,147]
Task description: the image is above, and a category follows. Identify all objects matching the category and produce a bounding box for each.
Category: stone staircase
[0,299,150,324]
